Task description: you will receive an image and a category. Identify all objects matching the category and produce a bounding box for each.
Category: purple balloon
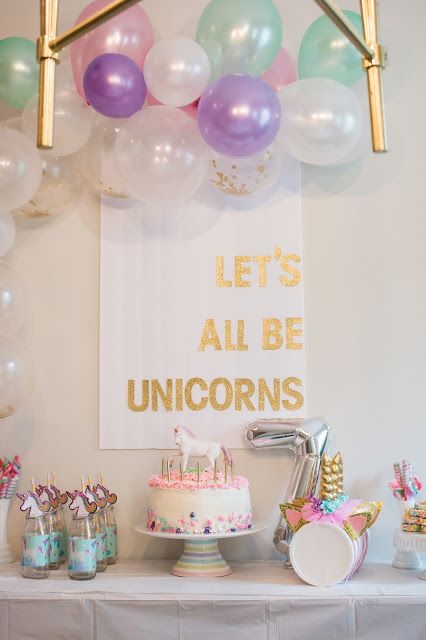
[198,74,281,158]
[83,53,147,118]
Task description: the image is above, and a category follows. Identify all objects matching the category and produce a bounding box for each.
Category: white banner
[100,154,305,449]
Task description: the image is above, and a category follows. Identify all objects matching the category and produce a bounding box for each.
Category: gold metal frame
[36,0,387,153]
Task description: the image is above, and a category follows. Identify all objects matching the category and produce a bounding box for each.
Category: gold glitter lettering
[185,378,208,411]
[198,319,222,351]
[262,318,283,350]
[151,379,173,411]
[224,319,248,351]
[216,256,232,288]
[282,377,304,410]
[253,255,271,287]
[258,378,280,411]
[235,378,255,410]
[280,254,302,287]
[128,379,149,412]
[235,256,251,287]
[225,320,236,351]
[286,318,303,350]
[209,378,233,411]
[237,319,248,351]
[175,379,183,411]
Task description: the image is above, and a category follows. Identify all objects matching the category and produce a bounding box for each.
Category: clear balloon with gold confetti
[207,145,280,198]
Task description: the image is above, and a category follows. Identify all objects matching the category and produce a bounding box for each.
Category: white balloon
[56,59,76,91]
[0,333,35,419]
[208,145,280,197]
[22,88,92,157]
[0,128,42,210]
[79,116,130,199]
[280,78,363,166]
[144,36,211,107]
[13,155,82,223]
[0,116,22,132]
[114,106,209,203]
[0,262,26,333]
[0,212,16,257]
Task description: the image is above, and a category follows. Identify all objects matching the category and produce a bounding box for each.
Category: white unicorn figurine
[17,492,51,518]
[172,425,233,472]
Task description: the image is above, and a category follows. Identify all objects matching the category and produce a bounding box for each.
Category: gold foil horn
[320,452,344,500]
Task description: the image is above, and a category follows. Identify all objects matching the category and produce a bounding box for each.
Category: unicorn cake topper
[17,491,51,518]
[280,452,383,540]
[172,425,233,472]
[66,490,97,518]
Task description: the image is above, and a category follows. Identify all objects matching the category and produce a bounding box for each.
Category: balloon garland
[0,0,366,206]
[0,0,368,418]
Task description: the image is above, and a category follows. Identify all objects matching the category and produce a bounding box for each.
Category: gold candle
[180,461,183,481]
[197,462,201,483]
[214,461,218,482]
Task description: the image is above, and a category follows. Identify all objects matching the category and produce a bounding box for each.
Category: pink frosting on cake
[148,470,249,491]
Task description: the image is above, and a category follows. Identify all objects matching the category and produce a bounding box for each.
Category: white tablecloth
[0,561,425,640]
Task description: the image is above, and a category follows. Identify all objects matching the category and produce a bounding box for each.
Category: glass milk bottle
[21,515,49,579]
[57,505,67,565]
[68,515,97,580]
[46,510,60,570]
[93,509,107,572]
[104,506,117,565]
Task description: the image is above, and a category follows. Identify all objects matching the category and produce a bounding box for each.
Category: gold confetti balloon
[207,145,280,198]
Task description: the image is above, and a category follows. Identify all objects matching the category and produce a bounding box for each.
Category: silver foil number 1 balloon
[245,417,330,558]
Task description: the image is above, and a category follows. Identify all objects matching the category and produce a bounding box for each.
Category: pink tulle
[301,499,362,527]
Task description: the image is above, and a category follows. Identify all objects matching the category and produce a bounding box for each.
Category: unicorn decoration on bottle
[17,491,51,579]
[66,489,98,580]
[17,491,51,518]
[66,490,97,518]
[85,484,108,572]
[171,426,233,472]
[93,483,118,565]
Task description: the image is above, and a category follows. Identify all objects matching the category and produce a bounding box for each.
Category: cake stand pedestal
[135,523,267,577]
[393,529,426,579]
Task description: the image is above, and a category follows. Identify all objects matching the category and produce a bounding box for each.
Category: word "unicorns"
[173,426,233,472]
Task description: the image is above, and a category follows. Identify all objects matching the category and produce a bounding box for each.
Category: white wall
[1,0,425,564]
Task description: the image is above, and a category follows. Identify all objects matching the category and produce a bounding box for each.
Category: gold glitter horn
[319,452,344,501]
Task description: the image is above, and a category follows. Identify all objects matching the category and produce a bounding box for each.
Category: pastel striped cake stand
[135,523,267,577]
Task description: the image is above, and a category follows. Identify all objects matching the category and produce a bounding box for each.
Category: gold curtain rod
[36,0,388,153]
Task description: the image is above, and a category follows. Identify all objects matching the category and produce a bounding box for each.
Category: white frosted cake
[147,470,252,534]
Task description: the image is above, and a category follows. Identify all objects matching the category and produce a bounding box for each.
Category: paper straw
[5,475,19,499]
[393,463,402,486]
[404,460,413,485]
[0,479,7,499]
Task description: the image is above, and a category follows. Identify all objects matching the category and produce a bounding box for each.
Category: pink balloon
[71,0,154,97]
[261,47,297,92]
[146,91,198,120]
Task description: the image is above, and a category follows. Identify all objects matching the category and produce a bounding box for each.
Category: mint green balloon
[298,11,364,86]
[196,0,282,80]
[0,37,38,109]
